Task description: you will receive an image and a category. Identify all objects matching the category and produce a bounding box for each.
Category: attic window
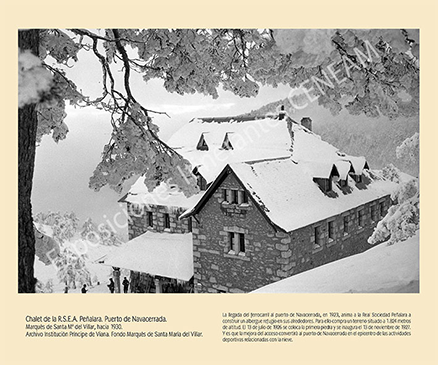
[221,133,233,150]
[196,134,209,151]
[313,177,332,193]
[223,189,248,204]
[338,178,348,188]
[350,173,363,184]
[197,174,207,191]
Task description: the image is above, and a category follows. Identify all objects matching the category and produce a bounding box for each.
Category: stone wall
[126,202,194,240]
[192,172,391,293]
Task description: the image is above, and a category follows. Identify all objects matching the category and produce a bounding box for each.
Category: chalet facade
[181,160,392,293]
[106,114,397,293]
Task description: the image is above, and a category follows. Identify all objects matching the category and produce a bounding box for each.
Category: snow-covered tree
[396,132,419,163]
[34,211,79,244]
[55,248,91,289]
[98,223,123,246]
[19,29,419,292]
[381,164,402,184]
[35,278,54,293]
[368,134,420,245]
[80,218,100,243]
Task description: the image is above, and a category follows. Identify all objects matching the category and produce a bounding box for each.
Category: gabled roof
[347,156,370,175]
[196,133,209,150]
[182,158,397,233]
[123,116,372,209]
[221,132,234,150]
[334,160,352,180]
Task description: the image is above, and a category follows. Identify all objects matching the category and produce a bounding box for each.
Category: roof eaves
[118,193,129,203]
[179,165,231,219]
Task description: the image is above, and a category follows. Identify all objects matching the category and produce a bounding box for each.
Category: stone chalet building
[104,112,396,293]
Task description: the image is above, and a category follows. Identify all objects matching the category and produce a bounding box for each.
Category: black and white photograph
[18,29,420,295]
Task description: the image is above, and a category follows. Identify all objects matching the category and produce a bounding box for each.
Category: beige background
[2,1,437,363]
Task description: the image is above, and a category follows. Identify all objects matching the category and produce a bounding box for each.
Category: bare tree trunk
[18,29,39,293]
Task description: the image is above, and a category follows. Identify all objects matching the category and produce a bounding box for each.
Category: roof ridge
[231,155,293,166]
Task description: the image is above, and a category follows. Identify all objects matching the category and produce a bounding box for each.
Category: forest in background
[241,98,419,177]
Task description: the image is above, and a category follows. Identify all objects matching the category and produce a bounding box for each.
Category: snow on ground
[252,232,419,293]
[34,236,118,293]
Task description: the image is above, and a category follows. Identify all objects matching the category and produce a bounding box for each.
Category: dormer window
[221,133,233,150]
[351,174,363,183]
[197,174,207,191]
[338,178,348,188]
[193,167,207,191]
[348,159,369,184]
[196,133,209,151]
[312,164,339,194]
[313,177,332,193]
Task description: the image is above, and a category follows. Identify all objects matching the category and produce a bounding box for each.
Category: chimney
[301,117,312,131]
[279,105,286,120]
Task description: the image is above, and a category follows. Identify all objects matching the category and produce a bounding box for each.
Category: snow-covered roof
[123,180,203,208]
[103,231,193,281]
[168,117,293,183]
[347,156,369,175]
[252,232,419,293]
[182,158,397,232]
[234,158,396,232]
[300,160,339,179]
[124,116,372,210]
[124,117,293,207]
[335,160,352,180]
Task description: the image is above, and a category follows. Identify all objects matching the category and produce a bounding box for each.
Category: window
[313,177,332,193]
[222,133,233,150]
[351,174,363,183]
[358,209,365,228]
[223,189,247,204]
[338,179,348,188]
[228,232,245,254]
[238,190,248,204]
[147,211,153,227]
[187,217,192,233]
[164,213,170,229]
[379,202,385,217]
[131,204,143,216]
[239,233,245,253]
[197,174,207,191]
[314,226,321,248]
[370,204,377,222]
[343,216,349,234]
[196,134,209,151]
[328,221,334,240]
[232,190,239,204]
